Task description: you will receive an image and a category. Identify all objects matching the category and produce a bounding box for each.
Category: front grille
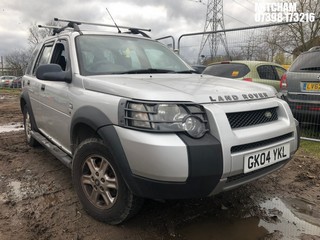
[231,132,293,153]
[226,107,278,128]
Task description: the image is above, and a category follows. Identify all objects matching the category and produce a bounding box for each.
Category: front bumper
[98,98,299,200]
[284,92,320,123]
[115,126,223,199]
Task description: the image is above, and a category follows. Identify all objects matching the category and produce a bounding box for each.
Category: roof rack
[38,22,79,35]
[51,17,151,37]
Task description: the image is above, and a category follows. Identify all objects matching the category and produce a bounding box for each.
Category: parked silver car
[21,18,299,225]
[281,46,320,124]
[0,76,16,88]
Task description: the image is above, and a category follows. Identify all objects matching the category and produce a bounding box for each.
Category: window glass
[257,65,276,80]
[203,63,250,78]
[51,40,69,71]
[33,43,54,75]
[274,66,286,80]
[75,35,190,76]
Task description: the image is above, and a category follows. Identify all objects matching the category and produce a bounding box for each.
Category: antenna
[106,8,121,33]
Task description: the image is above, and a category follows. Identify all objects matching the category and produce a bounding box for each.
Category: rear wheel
[23,105,38,147]
[72,138,143,225]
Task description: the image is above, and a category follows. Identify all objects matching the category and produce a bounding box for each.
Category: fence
[1,67,22,77]
[158,19,320,141]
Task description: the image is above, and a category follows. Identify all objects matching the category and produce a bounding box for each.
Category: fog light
[183,116,206,138]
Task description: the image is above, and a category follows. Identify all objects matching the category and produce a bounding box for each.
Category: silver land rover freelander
[20,18,299,224]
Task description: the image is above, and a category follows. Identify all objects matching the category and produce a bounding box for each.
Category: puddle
[8,181,23,201]
[0,122,23,133]
[179,216,269,240]
[178,197,320,240]
[0,193,7,203]
[260,198,320,238]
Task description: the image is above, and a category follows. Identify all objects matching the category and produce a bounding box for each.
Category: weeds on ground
[299,140,320,159]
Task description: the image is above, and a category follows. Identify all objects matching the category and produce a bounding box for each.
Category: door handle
[41,84,45,91]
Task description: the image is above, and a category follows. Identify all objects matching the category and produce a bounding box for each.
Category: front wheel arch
[72,138,143,224]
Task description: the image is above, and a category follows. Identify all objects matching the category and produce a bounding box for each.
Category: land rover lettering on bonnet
[20,18,299,225]
[210,92,269,102]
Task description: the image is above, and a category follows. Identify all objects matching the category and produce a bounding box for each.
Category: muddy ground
[0,91,319,240]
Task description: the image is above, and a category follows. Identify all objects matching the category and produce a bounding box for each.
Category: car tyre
[23,105,38,147]
[72,138,143,225]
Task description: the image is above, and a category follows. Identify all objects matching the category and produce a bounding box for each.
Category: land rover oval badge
[264,111,272,119]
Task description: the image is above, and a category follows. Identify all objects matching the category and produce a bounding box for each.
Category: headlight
[120,100,208,138]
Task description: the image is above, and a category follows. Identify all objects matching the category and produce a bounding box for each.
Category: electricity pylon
[198,0,229,63]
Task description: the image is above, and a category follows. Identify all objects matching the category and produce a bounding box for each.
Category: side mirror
[36,64,72,83]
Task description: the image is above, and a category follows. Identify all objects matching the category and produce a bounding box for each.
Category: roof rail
[53,17,151,37]
[38,24,60,35]
[308,46,320,52]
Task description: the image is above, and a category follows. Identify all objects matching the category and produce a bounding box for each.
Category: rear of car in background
[203,61,286,91]
[0,76,16,88]
[280,46,320,124]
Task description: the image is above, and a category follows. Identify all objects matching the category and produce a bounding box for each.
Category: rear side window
[275,66,286,79]
[203,63,250,78]
[257,65,279,80]
[290,51,320,72]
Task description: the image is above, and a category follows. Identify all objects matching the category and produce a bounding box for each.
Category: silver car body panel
[82,74,276,103]
[115,126,189,182]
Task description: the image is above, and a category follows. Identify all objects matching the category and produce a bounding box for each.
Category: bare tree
[4,21,61,76]
[28,21,59,47]
[265,0,320,57]
[5,49,32,76]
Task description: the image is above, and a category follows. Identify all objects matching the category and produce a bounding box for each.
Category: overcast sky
[0,0,258,60]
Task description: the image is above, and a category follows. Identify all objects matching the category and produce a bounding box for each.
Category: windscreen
[76,35,191,76]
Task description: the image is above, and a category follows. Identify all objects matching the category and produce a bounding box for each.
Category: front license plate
[244,143,290,173]
[302,82,320,92]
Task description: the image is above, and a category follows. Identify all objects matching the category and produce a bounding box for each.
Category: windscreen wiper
[118,68,176,74]
[300,67,320,71]
[174,70,198,74]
